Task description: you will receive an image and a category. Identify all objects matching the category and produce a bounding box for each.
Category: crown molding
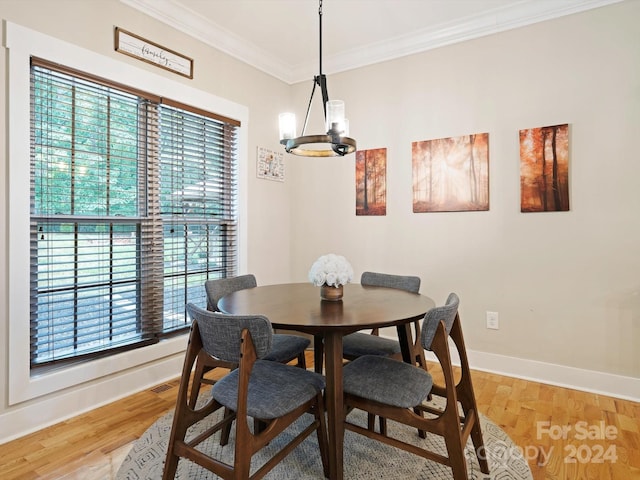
[121,0,623,85]
[301,0,624,82]
[120,0,293,82]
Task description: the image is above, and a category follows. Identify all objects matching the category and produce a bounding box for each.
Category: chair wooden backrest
[163,304,329,480]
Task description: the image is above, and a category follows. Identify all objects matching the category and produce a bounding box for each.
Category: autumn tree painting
[412,133,489,212]
[520,124,569,212]
[356,148,386,216]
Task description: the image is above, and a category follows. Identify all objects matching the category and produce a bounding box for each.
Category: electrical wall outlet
[486,311,499,330]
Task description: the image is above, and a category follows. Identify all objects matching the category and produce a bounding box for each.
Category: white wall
[0,0,638,445]
[288,1,640,397]
[0,0,293,443]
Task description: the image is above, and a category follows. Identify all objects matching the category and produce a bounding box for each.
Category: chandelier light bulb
[279,112,296,140]
[326,99,346,134]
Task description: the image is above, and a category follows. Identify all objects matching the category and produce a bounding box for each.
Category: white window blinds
[30,58,239,367]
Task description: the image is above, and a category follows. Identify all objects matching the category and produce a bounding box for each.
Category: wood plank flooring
[0,352,638,479]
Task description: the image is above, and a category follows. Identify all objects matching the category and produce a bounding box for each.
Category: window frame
[7,22,248,404]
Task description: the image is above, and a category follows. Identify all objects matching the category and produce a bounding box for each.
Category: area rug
[116,398,532,479]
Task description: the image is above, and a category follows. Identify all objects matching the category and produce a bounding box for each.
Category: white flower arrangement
[308,254,354,287]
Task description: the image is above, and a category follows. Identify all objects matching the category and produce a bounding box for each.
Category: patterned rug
[116,398,532,479]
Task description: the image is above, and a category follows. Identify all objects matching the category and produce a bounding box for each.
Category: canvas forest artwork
[519,124,569,212]
[412,133,489,212]
[356,148,387,216]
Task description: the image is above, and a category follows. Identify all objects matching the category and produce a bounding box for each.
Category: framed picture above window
[114,27,194,78]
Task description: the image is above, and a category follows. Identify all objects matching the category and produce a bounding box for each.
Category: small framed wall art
[114,27,194,78]
[519,123,570,212]
[356,148,387,216]
[257,147,285,182]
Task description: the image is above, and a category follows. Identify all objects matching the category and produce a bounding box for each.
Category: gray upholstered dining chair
[189,274,310,407]
[342,271,426,368]
[163,304,329,480]
[314,271,425,435]
[342,293,489,480]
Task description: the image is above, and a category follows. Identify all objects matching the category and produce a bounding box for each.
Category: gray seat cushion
[264,334,310,363]
[212,360,326,419]
[342,332,401,357]
[343,355,432,409]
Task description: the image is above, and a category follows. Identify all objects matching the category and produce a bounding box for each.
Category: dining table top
[217,282,435,335]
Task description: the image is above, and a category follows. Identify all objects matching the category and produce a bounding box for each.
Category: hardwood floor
[1,352,638,479]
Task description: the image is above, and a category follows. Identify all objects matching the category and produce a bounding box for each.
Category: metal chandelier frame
[279,0,356,157]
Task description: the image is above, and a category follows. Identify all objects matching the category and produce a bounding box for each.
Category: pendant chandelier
[278,0,356,157]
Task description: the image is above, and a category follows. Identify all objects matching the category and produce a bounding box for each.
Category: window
[30,59,239,368]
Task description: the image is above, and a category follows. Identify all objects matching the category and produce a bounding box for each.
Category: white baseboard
[0,353,184,445]
[424,348,640,402]
[1,344,637,446]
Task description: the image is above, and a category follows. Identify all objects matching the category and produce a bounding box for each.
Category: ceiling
[121,0,620,84]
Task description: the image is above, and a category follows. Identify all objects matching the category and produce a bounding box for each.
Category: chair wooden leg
[230,423,249,475]
[378,416,387,436]
[163,444,180,480]
[189,352,208,408]
[220,407,233,446]
[470,416,490,473]
[367,413,376,431]
[441,405,467,480]
[443,428,469,480]
[313,334,324,374]
[254,418,268,435]
[366,414,388,435]
[314,393,330,478]
[458,390,489,473]
[415,407,426,439]
[297,350,307,369]
[415,346,427,370]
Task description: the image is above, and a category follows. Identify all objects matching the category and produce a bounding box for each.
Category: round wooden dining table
[218,282,435,480]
